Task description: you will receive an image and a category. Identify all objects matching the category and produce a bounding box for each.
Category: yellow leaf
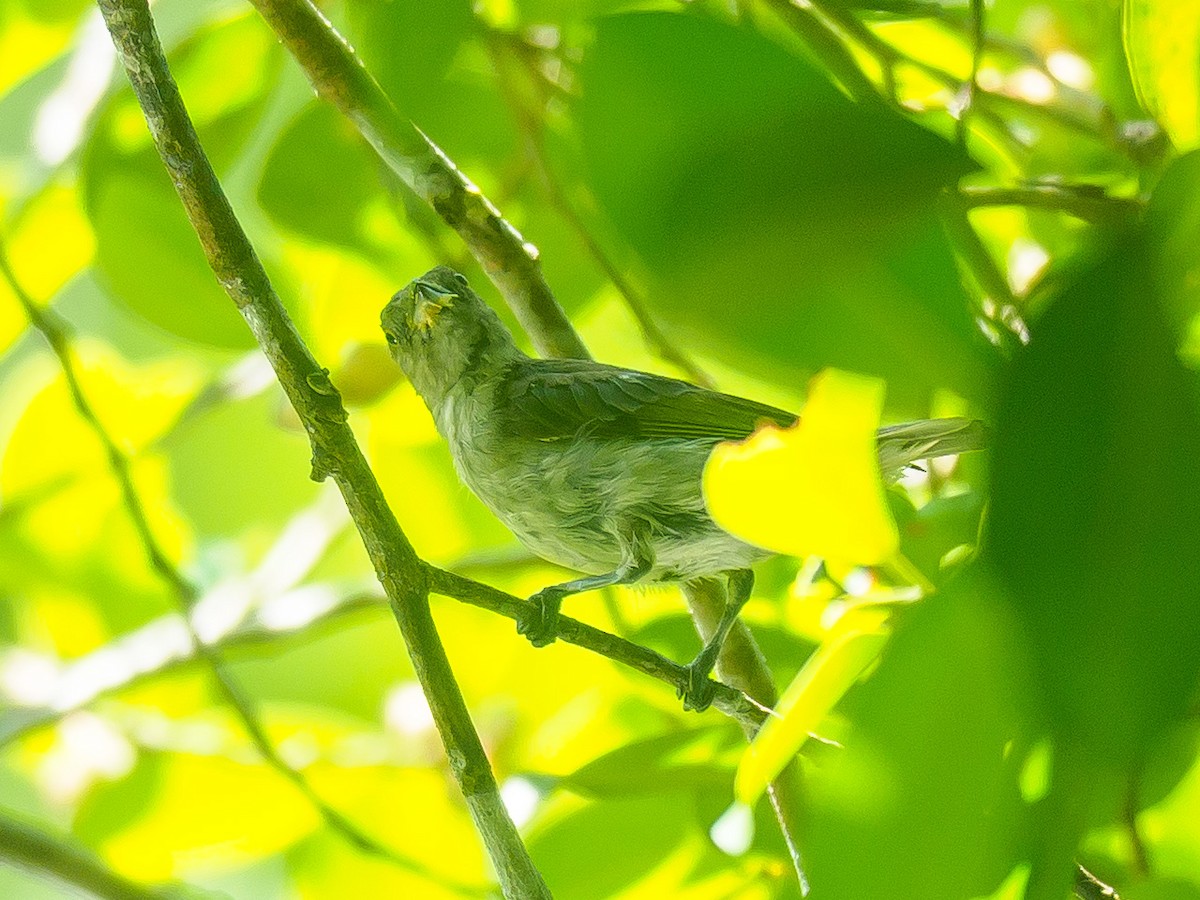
[703,368,899,565]
[7,184,95,299]
[0,183,95,354]
[0,11,77,99]
[735,606,891,806]
[1126,0,1200,149]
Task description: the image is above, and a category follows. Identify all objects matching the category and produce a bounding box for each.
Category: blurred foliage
[0,0,1198,898]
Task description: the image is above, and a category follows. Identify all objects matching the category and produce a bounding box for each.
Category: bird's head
[381,266,518,407]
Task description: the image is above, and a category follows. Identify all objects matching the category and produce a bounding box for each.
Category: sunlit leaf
[0,182,94,355]
[704,368,899,566]
[736,606,891,806]
[75,751,317,880]
[0,345,200,636]
[0,0,90,100]
[1125,0,1200,149]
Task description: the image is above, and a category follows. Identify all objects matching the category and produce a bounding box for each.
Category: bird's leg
[517,526,653,648]
[678,569,754,712]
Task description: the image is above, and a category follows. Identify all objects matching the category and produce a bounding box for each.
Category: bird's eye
[384,331,398,345]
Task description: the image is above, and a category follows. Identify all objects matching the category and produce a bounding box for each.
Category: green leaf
[528,794,693,899]
[161,390,319,538]
[80,12,280,349]
[1146,149,1200,351]
[561,727,738,798]
[575,11,993,409]
[989,228,1200,765]
[258,102,385,251]
[805,575,1028,900]
[1125,0,1200,150]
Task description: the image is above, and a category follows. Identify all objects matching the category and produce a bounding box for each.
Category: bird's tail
[875,417,989,478]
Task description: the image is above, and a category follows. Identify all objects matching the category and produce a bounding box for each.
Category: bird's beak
[411,283,456,334]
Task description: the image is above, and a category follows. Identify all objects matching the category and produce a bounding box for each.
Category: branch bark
[94,1,549,895]
[246,0,587,362]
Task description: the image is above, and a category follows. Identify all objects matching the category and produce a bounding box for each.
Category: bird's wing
[497,359,797,442]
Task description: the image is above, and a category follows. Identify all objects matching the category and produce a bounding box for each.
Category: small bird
[382,266,985,710]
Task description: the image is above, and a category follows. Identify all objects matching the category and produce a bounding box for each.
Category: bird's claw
[517,588,561,648]
[677,660,717,713]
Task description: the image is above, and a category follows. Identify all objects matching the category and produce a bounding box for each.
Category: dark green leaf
[806,574,1028,899]
[575,11,993,409]
[989,229,1200,764]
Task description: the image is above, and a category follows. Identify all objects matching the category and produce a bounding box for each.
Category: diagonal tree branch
[246,0,587,362]
[0,238,429,876]
[94,1,549,895]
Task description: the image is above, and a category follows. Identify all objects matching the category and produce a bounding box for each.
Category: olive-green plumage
[382,266,985,709]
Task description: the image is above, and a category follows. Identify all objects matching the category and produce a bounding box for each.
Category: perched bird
[382,266,985,710]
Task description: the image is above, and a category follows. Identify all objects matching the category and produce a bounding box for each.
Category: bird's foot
[517,587,562,648]
[677,649,719,713]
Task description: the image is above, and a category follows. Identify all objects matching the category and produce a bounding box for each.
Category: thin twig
[94,2,549,896]
[0,590,384,750]
[486,30,715,387]
[0,806,191,900]
[757,0,881,103]
[937,192,1023,328]
[426,567,767,731]
[0,563,770,751]
[246,0,587,362]
[684,578,810,895]
[759,0,1023,157]
[0,240,432,875]
[955,0,984,147]
[779,0,1138,161]
[958,184,1144,224]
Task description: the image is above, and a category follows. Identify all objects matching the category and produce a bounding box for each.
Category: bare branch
[426,566,768,731]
